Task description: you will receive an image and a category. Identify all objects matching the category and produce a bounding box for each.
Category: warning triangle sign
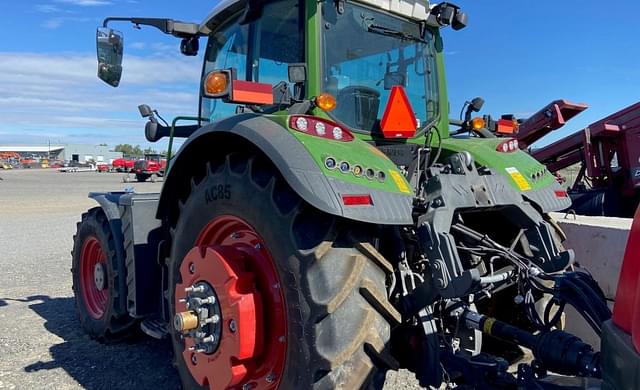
[380,86,418,138]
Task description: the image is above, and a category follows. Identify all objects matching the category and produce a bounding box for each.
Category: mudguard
[157,114,414,225]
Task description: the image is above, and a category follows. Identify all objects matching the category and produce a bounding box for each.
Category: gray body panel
[89,191,162,317]
[158,114,414,225]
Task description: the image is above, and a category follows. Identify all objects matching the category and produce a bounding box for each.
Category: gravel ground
[0,169,422,390]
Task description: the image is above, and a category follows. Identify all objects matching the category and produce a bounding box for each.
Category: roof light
[496,139,519,153]
[289,116,354,141]
[341,194,373,206]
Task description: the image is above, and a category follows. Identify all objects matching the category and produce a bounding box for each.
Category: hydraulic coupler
[462,310,601,378]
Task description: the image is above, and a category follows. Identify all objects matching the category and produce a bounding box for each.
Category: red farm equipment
[531,102,640,217]
[124,153,166,182]
[112,157,135,172]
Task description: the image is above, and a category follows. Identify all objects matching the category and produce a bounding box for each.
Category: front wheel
[168,152,400,389]
[71,208,136,341]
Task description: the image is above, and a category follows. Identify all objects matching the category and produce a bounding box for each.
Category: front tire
[71,208,136,342]
[168,152,400,389]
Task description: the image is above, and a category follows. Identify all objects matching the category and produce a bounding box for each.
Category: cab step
[140,317,169,339]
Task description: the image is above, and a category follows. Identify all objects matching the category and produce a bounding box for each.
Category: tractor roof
[200,0,432,33]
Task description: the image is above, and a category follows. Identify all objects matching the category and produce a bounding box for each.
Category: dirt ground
[0,169,420,390]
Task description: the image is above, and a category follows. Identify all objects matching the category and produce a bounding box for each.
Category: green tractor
[73,0,613,389]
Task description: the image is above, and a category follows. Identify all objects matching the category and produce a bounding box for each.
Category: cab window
[201,0,304,122]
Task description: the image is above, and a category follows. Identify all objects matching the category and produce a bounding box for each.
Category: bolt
[242,384,252,390]
[266,373,276,383]
[201,296,216,305]
[191,353,197,364]
[254,243,262,250]
[202,335,216,343]
[435,278,445,289]
[229,319,237,333]
[273,283,280,289]
[231,232,240,239]
[278,336,285,343]
[185,285,205,293]
[514,295,524,305]
[203,314,220,325]
[189,263,196,274]
[188,346,195,351]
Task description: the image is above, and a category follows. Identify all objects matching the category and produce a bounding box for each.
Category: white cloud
[0,52,202,145]
[42,16,92,29]
[35,4,64,13]
[54,0,112,6]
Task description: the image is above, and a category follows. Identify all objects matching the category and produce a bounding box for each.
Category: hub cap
[79,236,108,319]
[175,216,286,390]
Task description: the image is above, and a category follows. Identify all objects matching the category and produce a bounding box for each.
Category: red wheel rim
[79,236,109,319]
[175,215,287,390]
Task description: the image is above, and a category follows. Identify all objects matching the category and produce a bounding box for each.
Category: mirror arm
[102,17,201,38]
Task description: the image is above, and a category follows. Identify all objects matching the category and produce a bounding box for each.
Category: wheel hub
[174,215,286,390]
[94,262,106,291]
[174,281,222,354]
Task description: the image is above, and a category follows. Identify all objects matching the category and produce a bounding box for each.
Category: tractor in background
[71,1,627,389]
[123,153,166,182]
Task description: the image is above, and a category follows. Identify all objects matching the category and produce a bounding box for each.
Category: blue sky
[1,0,639,149]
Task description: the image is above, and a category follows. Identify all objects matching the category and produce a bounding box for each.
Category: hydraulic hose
[462,310,601,378]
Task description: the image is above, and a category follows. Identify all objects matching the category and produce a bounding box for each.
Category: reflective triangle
[380,86,418,138]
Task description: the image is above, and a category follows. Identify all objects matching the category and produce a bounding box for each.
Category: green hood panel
[439,137,555,192]
[268,115,414,196]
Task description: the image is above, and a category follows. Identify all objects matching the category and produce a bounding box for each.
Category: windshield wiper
[365,22,425,43]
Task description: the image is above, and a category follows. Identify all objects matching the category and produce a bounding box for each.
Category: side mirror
[138,104,154,118]
[288,63,307,84]
[470,97,485,112]
[96,27,124,87]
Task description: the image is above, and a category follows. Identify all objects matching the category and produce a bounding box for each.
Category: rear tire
[71,208,136,342]
[168,152,400,389]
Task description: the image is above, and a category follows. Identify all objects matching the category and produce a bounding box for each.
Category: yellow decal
[389,170,411,194]
[505,167,531,191]
[483,317,496,335]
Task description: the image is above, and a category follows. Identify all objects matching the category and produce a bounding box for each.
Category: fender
[157,114,414,225]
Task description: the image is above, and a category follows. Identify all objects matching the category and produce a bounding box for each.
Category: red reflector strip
[554,190,569,198]
[232,80,273,105]
[496,119,517,134]
[341,194,373,206]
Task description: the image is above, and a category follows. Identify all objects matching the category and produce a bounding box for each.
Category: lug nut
[201,296,216,305]
[229,319,237,333]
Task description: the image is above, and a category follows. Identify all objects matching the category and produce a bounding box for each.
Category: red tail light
[341,194,373,206]
[289,116,354,142]
[496,139,520,153]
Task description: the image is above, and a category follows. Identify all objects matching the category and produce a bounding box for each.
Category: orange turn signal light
[205,72,228,96]
[471,117,486,130]
[315,93,337,112]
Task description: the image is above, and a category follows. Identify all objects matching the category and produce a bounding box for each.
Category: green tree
[114,144,144,157]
